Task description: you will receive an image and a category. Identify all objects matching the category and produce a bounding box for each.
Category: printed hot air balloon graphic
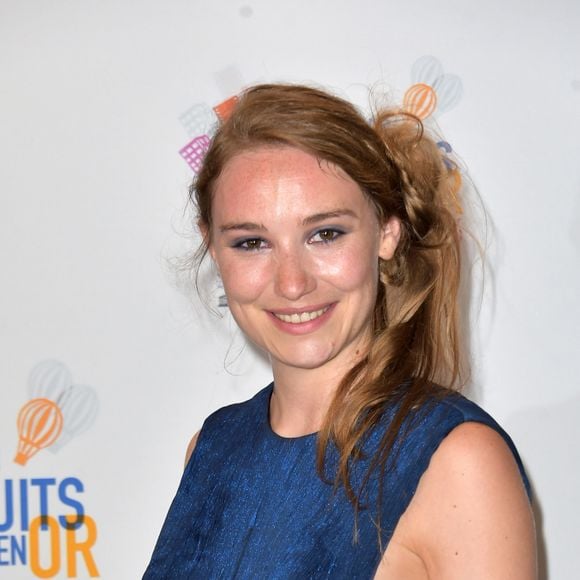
[14,398,64,465]
[179,102,218,139]
[13,360,99,465]
[48,384,99,452]
[27,359,72,400]
[178,94,239,174]
[403,83,437,120]
[403,56,463,120]
[401,57,465,213]
[179,135,212,174]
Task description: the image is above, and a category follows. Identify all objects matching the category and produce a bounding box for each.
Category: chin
[270,344,338,372]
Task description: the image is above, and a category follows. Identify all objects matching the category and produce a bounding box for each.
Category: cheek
[219,258,271,304]
[316,244,379,293]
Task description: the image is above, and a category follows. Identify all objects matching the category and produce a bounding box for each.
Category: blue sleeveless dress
[143,383,530,579]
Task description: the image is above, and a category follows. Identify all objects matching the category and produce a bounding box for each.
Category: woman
[144,84,536,579]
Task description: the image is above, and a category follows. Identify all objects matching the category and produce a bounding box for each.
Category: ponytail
[317,108,464,525]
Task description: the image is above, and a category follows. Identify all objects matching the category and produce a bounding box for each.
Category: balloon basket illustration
[14,398,64,465]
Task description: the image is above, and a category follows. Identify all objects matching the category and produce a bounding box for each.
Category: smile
[272,306,330,324]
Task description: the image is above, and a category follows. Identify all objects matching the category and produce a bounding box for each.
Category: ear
[378,216,401,261]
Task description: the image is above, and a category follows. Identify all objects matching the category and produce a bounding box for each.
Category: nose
[273,252,316,301]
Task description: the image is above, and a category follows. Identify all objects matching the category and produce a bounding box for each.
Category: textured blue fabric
[143,383,530,579]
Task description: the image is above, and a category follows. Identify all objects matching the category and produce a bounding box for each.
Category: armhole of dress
[425,400,533,502]
[184,420,210,474]
[392,398,532,531]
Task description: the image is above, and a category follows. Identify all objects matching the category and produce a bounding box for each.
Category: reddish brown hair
[193,83,463,528]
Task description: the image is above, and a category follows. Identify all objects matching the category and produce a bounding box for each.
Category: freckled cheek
[219,261,271,304]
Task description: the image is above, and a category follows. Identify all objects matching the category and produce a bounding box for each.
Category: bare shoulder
[377,422,537,580]
[430,421,528,487]
[184,431,200,469]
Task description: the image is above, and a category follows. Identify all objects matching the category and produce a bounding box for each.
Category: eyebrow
[302,209,357,226]
[218,209,358,233]
[219,221,267,233]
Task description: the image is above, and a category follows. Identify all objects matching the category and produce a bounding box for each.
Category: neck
[269,355,362,438]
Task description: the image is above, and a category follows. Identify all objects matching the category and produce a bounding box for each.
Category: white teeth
[275,307,328,324]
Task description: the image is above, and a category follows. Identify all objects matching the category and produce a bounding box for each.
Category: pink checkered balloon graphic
[179,135,211,174]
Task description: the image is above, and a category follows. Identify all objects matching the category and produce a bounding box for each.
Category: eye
[309,228,344,244]
[232,237,268,251]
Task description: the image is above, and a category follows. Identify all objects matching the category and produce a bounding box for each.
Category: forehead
[211,147,372,223]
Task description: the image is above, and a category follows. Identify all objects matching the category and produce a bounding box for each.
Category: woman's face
[209,146,399,378]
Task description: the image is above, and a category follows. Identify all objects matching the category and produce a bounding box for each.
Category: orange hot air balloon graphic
[403,83,437,120]
[403,56,463,121]
[14,398,63,465]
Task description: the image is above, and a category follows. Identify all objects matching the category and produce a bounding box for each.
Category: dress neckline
[263,383,319,442]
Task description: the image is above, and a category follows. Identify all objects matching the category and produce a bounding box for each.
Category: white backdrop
[1,1,578,578]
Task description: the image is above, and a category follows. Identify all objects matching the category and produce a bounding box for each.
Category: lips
[272,306,330,324]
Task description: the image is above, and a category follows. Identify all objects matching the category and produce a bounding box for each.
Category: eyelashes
[231,227,346,252]
[309,228,345,244]
[232,238,269,251]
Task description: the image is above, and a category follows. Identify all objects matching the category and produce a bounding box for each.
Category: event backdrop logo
[178,94,238,175]
[404,55,465,215]
[403,55,463,120]
[1,360,100,577]
[178,92,239,310]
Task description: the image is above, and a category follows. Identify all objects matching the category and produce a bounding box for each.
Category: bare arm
[378,422,537,579]
[184,431,200,469]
